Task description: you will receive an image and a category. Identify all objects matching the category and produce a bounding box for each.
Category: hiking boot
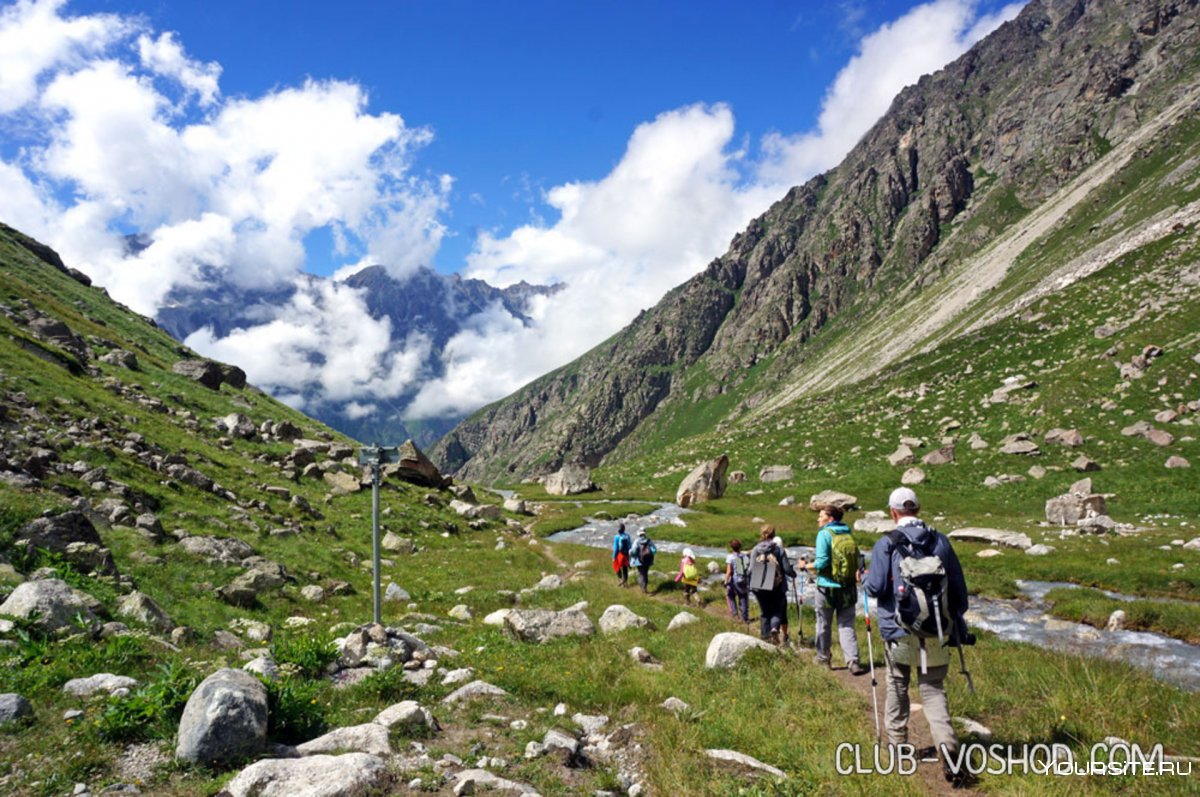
[943,759,978,789]
[813,654,831,669]
[849,661,868,676]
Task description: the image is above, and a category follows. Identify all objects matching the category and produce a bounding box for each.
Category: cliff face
[435,0,1200,482]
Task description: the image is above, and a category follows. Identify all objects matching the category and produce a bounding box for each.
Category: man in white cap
[863,487,973,788]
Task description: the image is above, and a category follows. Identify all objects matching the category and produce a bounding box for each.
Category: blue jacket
[812,521,855,589]
[630,537,655,567]
[612,531,631,559]
[863,519,969,642]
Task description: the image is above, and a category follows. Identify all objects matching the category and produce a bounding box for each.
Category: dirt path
[535,539,981,796]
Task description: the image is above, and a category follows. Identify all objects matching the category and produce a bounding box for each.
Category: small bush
[265,676,327,745]
[92,660,198,742]
[270,632,338,679]
[352,665,421,704]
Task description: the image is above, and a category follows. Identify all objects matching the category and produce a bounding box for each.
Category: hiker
[612,522,632,587]
[674,548,700,604]
[802,504,866,674]
[723,539,750,623]
[863,487,973,787]
[631,529,656,593]
[749,525,793,644]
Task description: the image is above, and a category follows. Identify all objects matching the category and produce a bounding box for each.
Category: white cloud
[410,1,1027,418]
[137,31,221,107]
[185,279,433,411]
[0,0,129,113]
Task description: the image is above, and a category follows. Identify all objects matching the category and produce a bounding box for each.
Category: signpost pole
[358,444,401,627]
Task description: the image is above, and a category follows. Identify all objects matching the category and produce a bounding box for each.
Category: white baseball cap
[888,487,920,511]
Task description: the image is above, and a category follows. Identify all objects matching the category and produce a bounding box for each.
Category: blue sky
[0,0,1026,418]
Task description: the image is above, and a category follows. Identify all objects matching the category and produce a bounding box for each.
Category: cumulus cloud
[409,0,1026,418]
[137,31,221,107]
[185,279,433,412]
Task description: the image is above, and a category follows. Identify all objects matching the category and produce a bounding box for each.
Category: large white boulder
[704,632,778,669]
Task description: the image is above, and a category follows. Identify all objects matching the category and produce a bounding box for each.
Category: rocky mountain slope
[157,264,561,448]
[434,0,1200,483]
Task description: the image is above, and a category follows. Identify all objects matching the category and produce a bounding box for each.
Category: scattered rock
[922,445,955,466]
[221,753,388,797]
[886,445,915,466]
[450,768,539,796]
[705,749,786,779]
[676,455,730,507]
[1045,492,1107,525]
[661,697,690,715]
[758,465,793,483]
[171,359,224,390]
[1166,456,1190,469]
[976,549,1003,558]
[175,668,268,766]
[296,724,392,757]
[968,433,989,450]
[599,605,652,634]
[63,673,138,698]
[1105,610,1126,632]
[667,611,699,631]
[448,605,474,621]
[901,467,926,485]
[0,578,99,634]
[704,633,777,669]
[808,490,857,511]
[374,700,438,731]
[947,528,1032,550]
[1044,428,1084,447]
[544,463,596,496]
[116,591,173,633]
[1026,545,1056,556]
[442,680,508,705]
[504,608,595,642]
[0,693,33,725]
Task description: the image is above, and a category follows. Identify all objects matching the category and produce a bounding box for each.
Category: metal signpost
[357,444,401,625]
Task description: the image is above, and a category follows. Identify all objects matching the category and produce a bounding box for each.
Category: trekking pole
[862,590,881,741]
[794,569,806,646]
[955,625,976,694]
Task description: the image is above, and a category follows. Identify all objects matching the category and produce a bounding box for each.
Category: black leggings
[754,589,787,639]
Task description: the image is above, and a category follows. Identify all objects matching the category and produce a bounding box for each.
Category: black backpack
[636,538,655,566]
[730,552,749,594]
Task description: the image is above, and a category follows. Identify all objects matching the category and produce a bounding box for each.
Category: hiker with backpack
[674,548,700,604]
[631,529,656,593]
[723,539,750,623]
[863,487,974,788]
[612,522,632,587]
[802,504,866,675]
[748,525,794,644]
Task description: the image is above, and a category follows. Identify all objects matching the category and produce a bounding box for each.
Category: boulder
[676,455,729,507]
[383,440,447,488]
[441,680,508,704]
[758,465,793,483]
[216,413,256,439]
[922,445,955,466]
[853,517,895,534]
[704,632,778,669]
[661,696,690,715]
[179,535,255,565]
[667,611,699,631]
[296,724,391,757]
[171,359,224,390]
[175,668,268,766]
[1105,610,1126,632]
[220,753,388,797]
[99,349,138,369]
[947,528,1032,550]
[968,433,989,450]
[503,498,529,514]
[374,700,438,731]
[1025,545,1056,556]
[901,467,926,485]
[0,693,33,725]
[705,749,787,779]
[63,673,138,698]
[1045,493,1107,525]
[1072,455,1101,472]
[0,579,99,634]
[16,511,104,555]
[999,438,1040,456]
[323,471,362,493]
[808,490,857,511]
[504,608,594,642]
[450,769,539,796]
[886,445,915,466]
[598,605,652,634]
[220,364,248,389]
[384,583,411,602]
[1044,428,1084,447]
[544,463,596,496]
[1165,456,1191,469]
[728,470,747,484]
[116,591,173,632]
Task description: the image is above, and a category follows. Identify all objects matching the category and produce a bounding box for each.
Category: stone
[483,609,513,626]
[976,549,1003,558]
[383,439,447,488]
[441,668,475,686]
[1044,428,1084,447]
[853,517,895,534]
[116,591,173,632]
[300,585,326,602]
[504,608,594,642]
[1105,610,1126,632]
[503,498,528,514]
[572,712,608,735]
[1166,456,1190,469]
[544,463,596,496]
[175,668,268,766]
[808,490,857,511]
[533,574,563,591]
[1145,428,1175,447]
[1027,465,1047,479]
[0,579,99,634]
[778,496,795,506]
[178,535,255,565]
[384,583,411,602]
[758,465,793,483]
[947,528,1032,550]
[954,717,993,740]
[1025,545,1056,556]
[999,439,1040,456]
[704,632,778,669]
[0,693,33,724]
[968,433,989,450]
[629,647,659,665]
[542,728,580,755]
[1156,410,1179,424]
[1183,538,1200,551]
[296,724,391,757]
[216,413,256,439]
[667,611,699,631]
[1077,515,1117,534]
[705,749,787,779]
[99,348,138,369]
[1045,493,1107,525]
[901,467,925,485]
[448,604,473,621]
[922,445,955,466]
[374,700,437,730]
[442,680,508,704]
[661,697,690,715]
[323,471,362,493]
[221,753,388,797]
[676,455,729,507]
[886,445,915,466]
[63,673,138,698]
[450,769,539,796]
[243,657,278,682]
[728,470,747,483]
[171,359,224,390]
[598,605,652,634]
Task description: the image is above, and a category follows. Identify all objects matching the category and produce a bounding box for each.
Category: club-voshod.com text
[836,742,1193,778]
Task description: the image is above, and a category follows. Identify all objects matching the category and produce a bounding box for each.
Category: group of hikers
[610,486,976,788]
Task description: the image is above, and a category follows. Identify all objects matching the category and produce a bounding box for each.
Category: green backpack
[829,531,859,587]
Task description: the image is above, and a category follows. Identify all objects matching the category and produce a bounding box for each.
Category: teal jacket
[812,521,854,589]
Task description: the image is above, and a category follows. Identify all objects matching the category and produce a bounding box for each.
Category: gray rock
[0,693,33,724]
[296,724,391,757]
[216,413,256,439]
[451,768,539,796]
[853,517,895,534]
[999,439,1040,456]
[661,697,690,715]
[667,611,699,631]
[808,490,857,511]
[705,749,787,779]
[598,605,652,634]
[947,528,1032,550]
[0,579,99,634]
[300,585,326,602]
[758,465,793,483]
[384,583,410,602]
[532,574,563,591]
[1026,545,1056,556]
[374,700,438,730]
[922,445,955,466]
[901,467,926,485]
[381,439,447,489]
[171,359,223,390]
[243,657,278,682]
[704,633,778,669]
[676,455,729,507]
[1105,610,1126,632]
[63,673,138,698]
[178,536,255,565]
[1045,493,1107,525]
[886,445,915,466]
[544,463,596,496]
[1072,455,1101,472]
[1044,428,1084,447]
[442,680,508,704]
[572,712,608,735]
[968,433,989,450]
[1166,456,1191,469]
[221,753,388,797]
[175,668,268,766]
[448,604,473,621]
[504,608,594,642]
[116,592,173,632]
[99,349,138,369]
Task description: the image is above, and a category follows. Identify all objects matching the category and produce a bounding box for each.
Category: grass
[1043,587,1200,644]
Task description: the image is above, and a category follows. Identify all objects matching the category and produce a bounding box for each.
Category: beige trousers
[884,640,959,757]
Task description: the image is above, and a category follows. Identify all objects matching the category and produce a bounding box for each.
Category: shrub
[92,660,198,742]
[270,632,338,679]
[265,676,327,745]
